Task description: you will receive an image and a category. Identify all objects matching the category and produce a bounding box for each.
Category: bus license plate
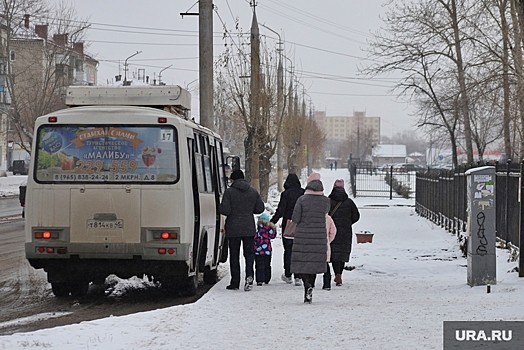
[87,219,123,229]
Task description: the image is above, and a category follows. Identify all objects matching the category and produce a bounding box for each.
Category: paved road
[0,197,22,218]
[0,206,215,336]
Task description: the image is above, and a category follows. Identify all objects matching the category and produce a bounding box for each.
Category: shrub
[385,174,411,199]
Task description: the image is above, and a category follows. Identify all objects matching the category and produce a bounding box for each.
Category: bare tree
[214,20,286,200]
[511,0,524,159]
[363,0,485,165]
[1,0,90,153]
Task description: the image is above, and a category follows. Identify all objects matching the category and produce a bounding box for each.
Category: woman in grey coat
[290,172,331,303]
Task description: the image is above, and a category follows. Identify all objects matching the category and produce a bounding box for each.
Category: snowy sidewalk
[1,169,523,349]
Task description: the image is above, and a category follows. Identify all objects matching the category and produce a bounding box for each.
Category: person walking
[325,179,360,287]
[219,169,265,291]
[254,213,277,286]
[290,172,331,304]
[270,173,305,286]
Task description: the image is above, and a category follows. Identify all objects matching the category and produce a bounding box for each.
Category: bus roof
[65,86,191,111]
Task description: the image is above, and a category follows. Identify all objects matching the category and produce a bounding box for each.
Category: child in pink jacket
[323,214,337,290]
[254,213,277,286]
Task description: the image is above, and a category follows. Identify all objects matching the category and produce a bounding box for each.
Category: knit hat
[334,179,344,188]
[230,169,244,180]
[307,172,321,183]
[259,213,269,222]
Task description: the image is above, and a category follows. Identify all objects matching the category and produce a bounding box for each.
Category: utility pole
[199,0,214,129]
[276,52,284,191]
[307,98,313,176]
[260,24,283,191]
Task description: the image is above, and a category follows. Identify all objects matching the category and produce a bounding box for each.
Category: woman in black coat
[270,173,304,285]
[325,179,360,287]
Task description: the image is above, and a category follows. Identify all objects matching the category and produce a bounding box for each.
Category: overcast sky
[51,0,416,137]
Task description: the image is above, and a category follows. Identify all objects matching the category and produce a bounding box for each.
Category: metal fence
[349,163,417,199]
[415,162,522,255]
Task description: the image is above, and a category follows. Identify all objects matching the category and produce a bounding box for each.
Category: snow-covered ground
[0,169,523,349]
[0,174,27,197]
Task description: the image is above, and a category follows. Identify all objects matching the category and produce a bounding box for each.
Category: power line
[263,0,373,39]
[309,91,393,97]
[258,6,367,45]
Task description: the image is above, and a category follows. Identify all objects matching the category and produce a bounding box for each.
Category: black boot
[303,278,313,303]
[304,286,313,303]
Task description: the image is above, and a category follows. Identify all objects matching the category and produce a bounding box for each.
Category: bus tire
[182,274,198,297]
[203,266,218,285]
[70,282,89,297]
[51,282,70,297]
[158,275,177,293]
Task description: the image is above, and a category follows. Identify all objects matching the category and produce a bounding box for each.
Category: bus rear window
[35,125,179,184]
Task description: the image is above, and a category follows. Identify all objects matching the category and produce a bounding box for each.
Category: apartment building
[315,110,380,145]
[0,16,98,172]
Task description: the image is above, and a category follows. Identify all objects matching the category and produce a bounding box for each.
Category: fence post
[506,160,510,245]
[389,166,393,200]
[519,160,524,277]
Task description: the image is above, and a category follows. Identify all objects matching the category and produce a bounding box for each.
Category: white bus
[25,86,230,297]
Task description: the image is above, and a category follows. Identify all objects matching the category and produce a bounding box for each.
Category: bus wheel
[159,276,177,292]
[51,282,70,297]
[182,274,198,297]
[70,282,89,297]
[203,266,218,285]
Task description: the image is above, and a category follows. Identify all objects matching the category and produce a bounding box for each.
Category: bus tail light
[48,116,57,123]
[158,248,166,254]
[152,230,179,241]
[160,231,177,240]
[34,231,59,239]
[158,117,167,123]
[36,246,67,254]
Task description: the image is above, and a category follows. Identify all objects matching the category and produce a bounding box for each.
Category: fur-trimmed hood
[257,218,277,230]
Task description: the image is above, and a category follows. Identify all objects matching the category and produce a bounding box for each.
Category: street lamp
[158,64,173,86]
[123,51,142,86]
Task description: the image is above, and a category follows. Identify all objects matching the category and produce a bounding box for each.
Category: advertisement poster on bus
[35,125,178,183]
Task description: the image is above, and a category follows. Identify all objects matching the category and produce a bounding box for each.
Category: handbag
[283,219,297,239]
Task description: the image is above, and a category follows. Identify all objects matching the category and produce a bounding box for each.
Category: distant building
[315,110,380,145]
[373,144,407,166]
[0,15,98,172]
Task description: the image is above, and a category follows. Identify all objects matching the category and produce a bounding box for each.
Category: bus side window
[215,140,226,194]
[202,136,213,193]
[193,136,206,193]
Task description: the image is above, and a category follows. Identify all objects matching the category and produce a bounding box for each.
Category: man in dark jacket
[219,169,265,291]
[270,173,304,285]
